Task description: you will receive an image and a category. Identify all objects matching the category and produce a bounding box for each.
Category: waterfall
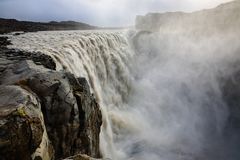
[9,29,240,160]
[9,30,134,159]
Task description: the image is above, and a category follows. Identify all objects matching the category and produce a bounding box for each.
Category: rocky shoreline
[0,36,103,160]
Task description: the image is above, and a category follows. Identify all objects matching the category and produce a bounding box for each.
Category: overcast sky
[0,0,233,27]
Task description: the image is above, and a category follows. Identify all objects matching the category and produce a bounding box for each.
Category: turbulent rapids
[8,28,240,160]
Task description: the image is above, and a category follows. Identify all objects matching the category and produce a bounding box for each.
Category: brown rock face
[0,85,48,160]
[0,60,102,159]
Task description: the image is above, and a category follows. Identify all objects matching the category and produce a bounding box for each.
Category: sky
[0,0,233,27]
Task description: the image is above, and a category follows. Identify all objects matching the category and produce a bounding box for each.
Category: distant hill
[135,0,240,34]
[0,18,99,34]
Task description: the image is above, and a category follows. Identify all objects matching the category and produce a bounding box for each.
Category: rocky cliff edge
[0,37,103,160]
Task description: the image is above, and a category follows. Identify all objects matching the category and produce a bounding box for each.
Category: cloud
[0,0,233,27]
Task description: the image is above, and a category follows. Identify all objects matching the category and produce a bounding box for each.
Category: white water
[9,29,240,160]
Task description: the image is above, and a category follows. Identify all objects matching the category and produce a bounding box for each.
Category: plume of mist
[108,13,240,159]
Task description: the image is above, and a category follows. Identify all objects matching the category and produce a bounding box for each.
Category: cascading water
[8,30,134,159]
[8,29,240,160]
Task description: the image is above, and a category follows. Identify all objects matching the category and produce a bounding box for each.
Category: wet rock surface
[0,85,46,160]
[0,37,102,159]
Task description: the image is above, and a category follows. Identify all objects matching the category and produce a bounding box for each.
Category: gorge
[1,0,240,160]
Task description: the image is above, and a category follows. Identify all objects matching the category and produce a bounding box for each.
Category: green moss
[14,106,27,117]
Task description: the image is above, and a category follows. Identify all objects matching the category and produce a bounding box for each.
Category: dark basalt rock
[0,60,102,159]
[0,37,102,159]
